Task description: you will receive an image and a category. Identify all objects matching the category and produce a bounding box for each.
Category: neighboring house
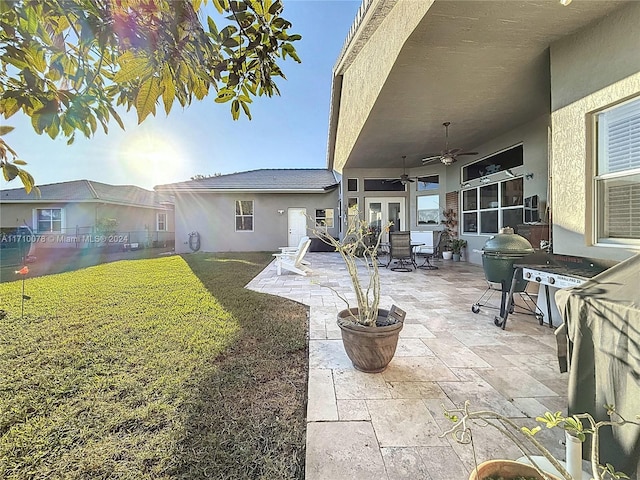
[0,180,174,250]
[326,0,640,265]
[155,169,340,253]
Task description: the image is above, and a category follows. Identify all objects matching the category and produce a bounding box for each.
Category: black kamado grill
[472,227,542,329]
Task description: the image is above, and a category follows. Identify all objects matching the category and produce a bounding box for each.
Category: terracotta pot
[337,308,403,373]
[468,459,563,480]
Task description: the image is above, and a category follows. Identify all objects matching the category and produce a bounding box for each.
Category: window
[315,209,334,228]
[347,178,358,192]
[363,179,405,191]
[595,96,640,243]
[157,213,167,231]
[462,178,523,235]
[235,200,254,231]
[347,197,358,226]
[462,144,523,182]
[417,195,440,225]
[416,175,440,225]
[417,175,439,191]
[36,208,63,233]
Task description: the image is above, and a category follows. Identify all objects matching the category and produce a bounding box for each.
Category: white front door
[288,208,307,247]
[365,197,406,241]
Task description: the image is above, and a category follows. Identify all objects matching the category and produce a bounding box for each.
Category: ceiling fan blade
[456,151,479,156]
[408,178,415,183]
[421,155,441,164]
[448,148,462,155]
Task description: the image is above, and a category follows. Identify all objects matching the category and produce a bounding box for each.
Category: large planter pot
[337,308,404,373]
[468,459,562,480]
[442,251,453,260]
[452,253,461,262]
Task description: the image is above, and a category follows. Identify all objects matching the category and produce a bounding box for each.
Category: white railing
[333,0,374,73]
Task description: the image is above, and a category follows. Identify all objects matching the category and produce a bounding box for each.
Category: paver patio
[247,252,570,480]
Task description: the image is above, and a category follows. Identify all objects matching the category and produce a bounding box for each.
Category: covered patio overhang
[328,0,627,173]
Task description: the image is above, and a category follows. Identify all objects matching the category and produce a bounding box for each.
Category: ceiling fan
[421,122,478,166]
[389,156,415,185]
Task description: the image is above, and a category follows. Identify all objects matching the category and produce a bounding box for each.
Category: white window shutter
[601,97,640,174]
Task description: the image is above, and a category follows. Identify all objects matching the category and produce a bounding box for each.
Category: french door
[364,197,405,242]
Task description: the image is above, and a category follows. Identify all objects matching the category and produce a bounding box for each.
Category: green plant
[442,401,640,480]
[314,214,390,327]
[451,238,467,254]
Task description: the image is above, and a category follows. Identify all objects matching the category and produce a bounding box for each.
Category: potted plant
[451,238,467,262]
[441,208,458,260]
[314,215,405,373]
[442,401,640,480]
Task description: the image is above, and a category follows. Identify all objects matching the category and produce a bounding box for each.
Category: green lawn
[0,253,308,480]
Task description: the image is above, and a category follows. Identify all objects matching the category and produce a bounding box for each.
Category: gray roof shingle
[155,169,339,192]
[0,180,173,208]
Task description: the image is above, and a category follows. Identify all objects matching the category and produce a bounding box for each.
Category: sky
[1,0,361,191]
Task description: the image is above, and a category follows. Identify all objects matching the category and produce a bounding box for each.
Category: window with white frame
[157,213,167,231]
[416,175,440,225]
[595,96,640,243]
[235,200,254,231]
[462,178,523,235]
[315,208,334,228]
[35,208,63,233]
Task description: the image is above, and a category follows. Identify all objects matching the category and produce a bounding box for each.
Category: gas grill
[517,255,617,327]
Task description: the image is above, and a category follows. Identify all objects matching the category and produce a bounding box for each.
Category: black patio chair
[388,231,414,272]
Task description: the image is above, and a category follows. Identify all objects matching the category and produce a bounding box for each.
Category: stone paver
[246,252,569,480]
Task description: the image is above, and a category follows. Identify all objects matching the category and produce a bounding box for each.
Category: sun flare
[118,129,187,187]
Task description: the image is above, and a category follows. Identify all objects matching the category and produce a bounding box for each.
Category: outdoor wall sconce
[525,173,535,180]
[277,209,285,215]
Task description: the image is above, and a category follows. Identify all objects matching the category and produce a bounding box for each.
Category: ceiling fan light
[441,155,454,166]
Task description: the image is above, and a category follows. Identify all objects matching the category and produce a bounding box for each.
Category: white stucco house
[155,169,340,253]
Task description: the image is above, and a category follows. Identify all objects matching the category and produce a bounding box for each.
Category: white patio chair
[273,238,312,276]
[278,236,311,266]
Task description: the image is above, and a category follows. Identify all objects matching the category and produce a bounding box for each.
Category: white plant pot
[442,251,453,260]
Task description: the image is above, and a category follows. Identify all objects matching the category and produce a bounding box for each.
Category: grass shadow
[172,252,309,480]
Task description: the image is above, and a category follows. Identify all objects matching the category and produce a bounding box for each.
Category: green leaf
[161,68,176,115]
[231,99,240,120]
[106,105,125,131]
[17,168,36,194]
[207,16,219,36]
[135,77,160,123]
[240,100,251,120]
[113,53,154,83]
[521,426,541,436]
[2,162,19,181]
[215,90,235,103]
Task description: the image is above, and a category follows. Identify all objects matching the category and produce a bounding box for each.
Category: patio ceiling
[339,0,628,170]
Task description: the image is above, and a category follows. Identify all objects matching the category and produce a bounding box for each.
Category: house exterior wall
[173,191,339,253]
[0,202,174,249]
[550,0,640,261]
[333,0,434,173]
[341,116,550,266]
[453,115,550,265]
